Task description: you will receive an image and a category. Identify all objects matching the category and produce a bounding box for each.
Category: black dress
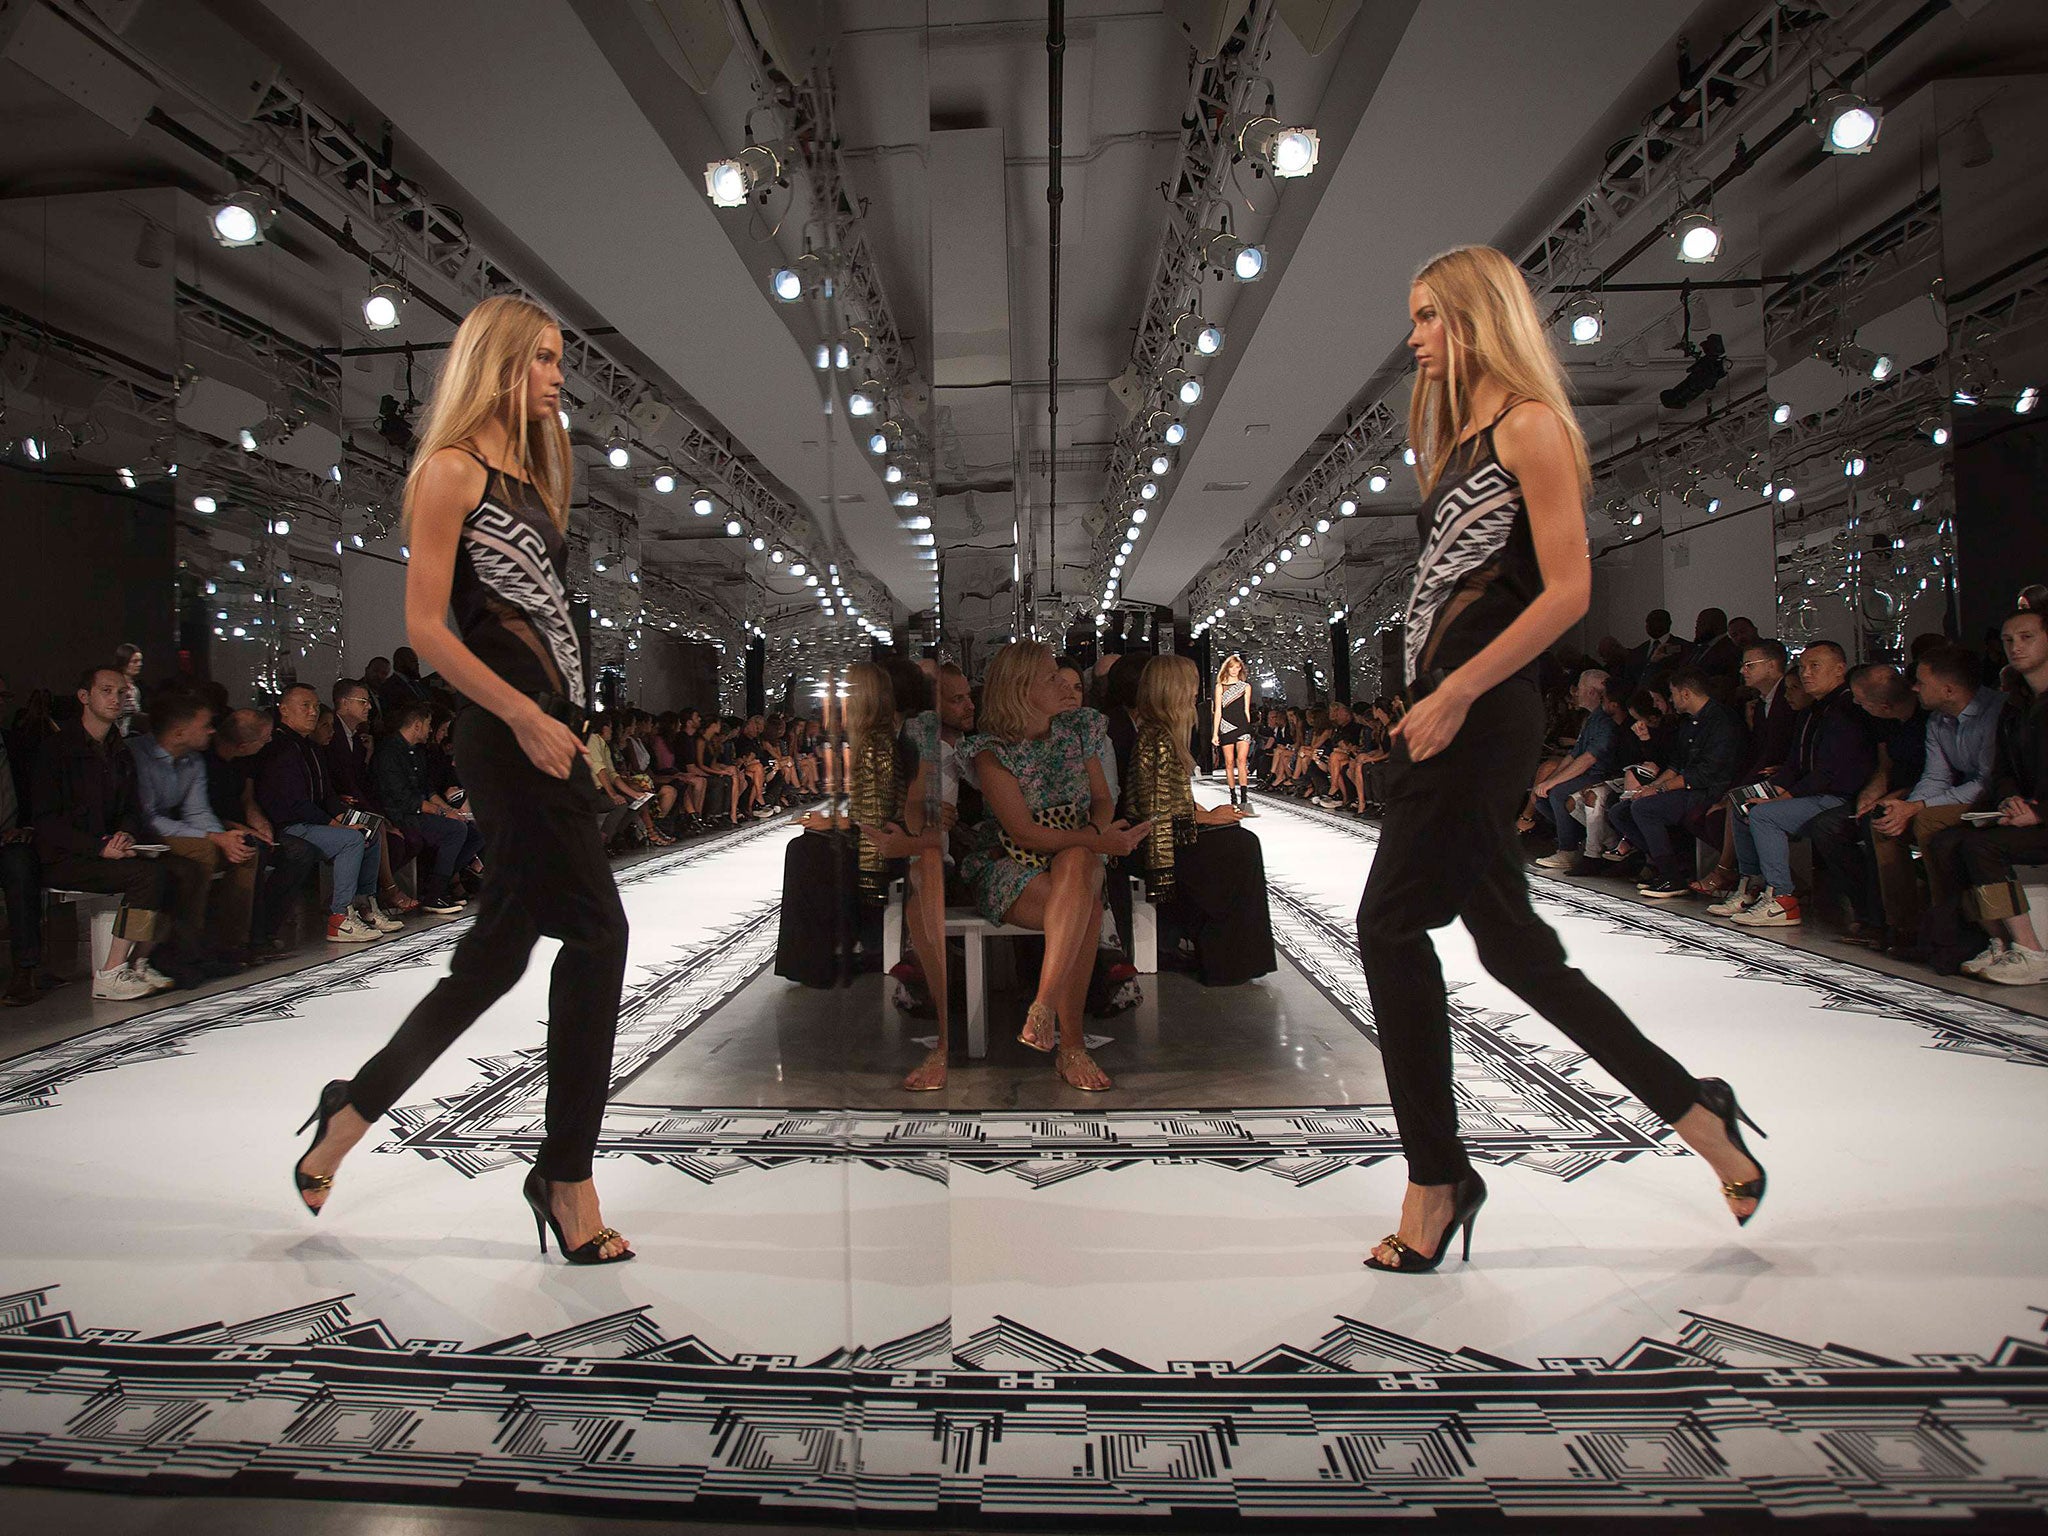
[1216,681,1252,745]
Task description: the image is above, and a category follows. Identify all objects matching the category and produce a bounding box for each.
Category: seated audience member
[255,683,397,944]
[113,642,144,737]
[697,717,749,824]
[1266,707,1299,789]
[379,645,430,714]
[958,642,1150,1092]
[673,709,711,818]
[1530,670,1620,868]
[129,692,260,969]
[32,665,198,998]
[1346,701,1395,812]
[374,701,485,913]
[1694,640,1796,895]
[1914,605,2048,981]
[1123,654,1275,986]
[1566,689,1638,860]
[312,704,337,748]
[1312,700,1364,810]
[1606,667,1744,895]
[1860,646,2006,943]
[582,716,645,849]
[1803,666,1920,943]
[775,663,908,990]
[1709,641,1874,928]
[207,707,319,956]
[328,677,420,916]
[1,677,67,1005]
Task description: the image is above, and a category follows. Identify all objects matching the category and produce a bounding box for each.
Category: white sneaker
[1313,795,1343,809]
[135,959,176,992]
[327,912,381,944]
[1732,887,1801,927]
[91,965,155,1001]
[1960,941,2009,977]
[1707,879,1760,917]
[1981,946,2048,986]
[356,902,402,933]
[1532,851,1576,871]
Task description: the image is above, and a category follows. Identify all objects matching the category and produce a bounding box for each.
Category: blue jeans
[284,822,385,913]
[1535,770,1606,851]
[1609,787,1710,880]
[1732,794,1842,892]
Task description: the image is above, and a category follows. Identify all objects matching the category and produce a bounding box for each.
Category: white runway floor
[0,795,2044,1528]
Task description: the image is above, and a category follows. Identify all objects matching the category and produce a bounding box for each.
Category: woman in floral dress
[959,642,1150,1091]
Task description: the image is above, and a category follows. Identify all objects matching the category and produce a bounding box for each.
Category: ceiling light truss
[142,69,883,626]
[1186,0,1907,612]
[1082,0,1280,593]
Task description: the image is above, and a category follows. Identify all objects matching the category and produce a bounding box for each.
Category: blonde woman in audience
[960,642,1149,1090]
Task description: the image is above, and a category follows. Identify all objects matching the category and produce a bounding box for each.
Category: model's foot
[1055,1045,1112,1091]
[549,1178,631,1260]
[296,1103,371,1212]
[901,1046,948,1091]
[1674,1103,1764,1222]
[1370,1180,1460,1268]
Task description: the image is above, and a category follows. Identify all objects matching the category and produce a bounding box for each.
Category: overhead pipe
[1043,0,1066,615]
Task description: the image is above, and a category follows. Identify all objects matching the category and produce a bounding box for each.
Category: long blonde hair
[1408,245,1589,498]
[404,295,574,531]
[1217,653,1246,687]
[1136,653,1199,772]
[843,661,895,739]
[977,640,1053,741]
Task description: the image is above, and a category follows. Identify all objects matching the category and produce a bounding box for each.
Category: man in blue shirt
[1867,645,2004,938]
[1530,670,1620,868]
[130,693,259,968]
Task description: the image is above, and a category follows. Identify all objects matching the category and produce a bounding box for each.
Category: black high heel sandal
[522,1168,635,1266]
[1694,1077,1768,1227]
[292,1079,353,1216]
[1365,1172,1488,1273]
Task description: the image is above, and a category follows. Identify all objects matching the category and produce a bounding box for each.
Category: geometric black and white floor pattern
[1,797,2044,1527]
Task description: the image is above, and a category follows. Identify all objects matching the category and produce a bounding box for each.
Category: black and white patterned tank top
[447,449,586,703]
[1401,403,1544,689]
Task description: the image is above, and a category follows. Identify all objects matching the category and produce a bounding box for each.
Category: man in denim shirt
[130,693,259,967]
[1530,670,1619,868]
[1868,645,2004,937]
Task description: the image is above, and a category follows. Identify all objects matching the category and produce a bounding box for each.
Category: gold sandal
[1018,1000,1058,1053]
[1056,1045,1113,1092]
[901,1047,948,1092]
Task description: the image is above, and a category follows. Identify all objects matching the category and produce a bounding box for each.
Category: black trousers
[251,833,323,945]
[1804,805,1884,927]
[347,706,629,1182]
[1356,676,1699,1185]
[1,840,44,967]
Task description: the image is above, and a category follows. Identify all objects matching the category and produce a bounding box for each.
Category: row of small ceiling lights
[1186,80,1974,634]
[1098,116,1319,619]
[702,142,926,633]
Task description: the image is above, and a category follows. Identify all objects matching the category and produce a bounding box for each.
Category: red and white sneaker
[1731,887,1801,927]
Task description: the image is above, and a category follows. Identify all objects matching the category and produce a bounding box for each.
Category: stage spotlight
[725,518,743,536]
[692,490,716,516]
[2018,385,2040,415]
[883,462,905,484]
[1163,419,1187,445]
[1239,118,1320,178]
[1279,548,1292,561]
[1564,294,1604,345]
[1870,352,1897,382]
[1150,452,1172,476]
[1200,228,1267,281]
[604,431,631,469]
[1920,416,1950,446]
[1402,446,1417,466]
[1337,495,1358,517]
[1163,369,1202,406]
[1842,449,1867,478]
[1125,524,1140,541]
[193,493,217,514]
[652,468,677,494]
[1777,484,1797,503]
[1772,401,1793,426]
[848,378,884,416]
[209,190,276,248]
[704,141,788,207]
[1131,506,1148,523]
[1138,480,1158,501]
[894,488,920,507]
[557,407,571,431]
[1296,531,1312,547]
[1366,464,1392,494]
[1314,517,1331,533]
[1174,310,1225,356]
[769,252,824,303]
[1263,560,1276,574]
[1814,89,1881,154]
[362,281,406,331]
[1670,210,1722,264]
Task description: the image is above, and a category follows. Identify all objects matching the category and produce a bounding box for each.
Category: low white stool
[45,889,124,976]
